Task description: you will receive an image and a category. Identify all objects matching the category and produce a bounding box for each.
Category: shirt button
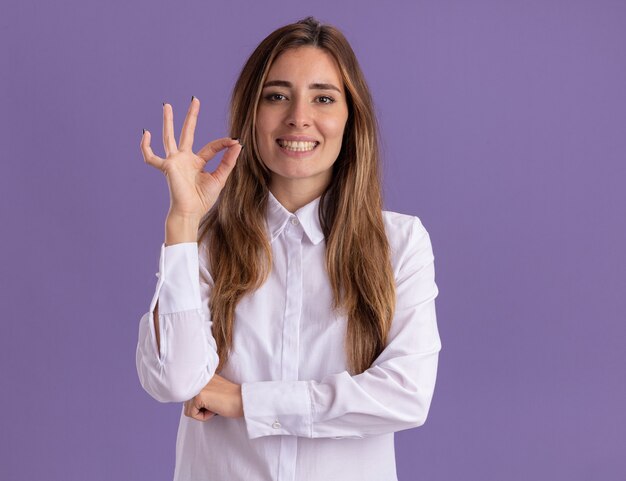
[272,420,281,429]
[290,217,299,225]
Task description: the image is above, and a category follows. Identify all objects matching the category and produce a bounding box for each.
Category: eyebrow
[262,80,342,92]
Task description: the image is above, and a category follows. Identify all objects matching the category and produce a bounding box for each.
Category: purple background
[2,0,625,479]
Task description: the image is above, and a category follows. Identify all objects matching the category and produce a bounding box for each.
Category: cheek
[255,107,271,132]
[321,116,348,142]
[255,115,273,150]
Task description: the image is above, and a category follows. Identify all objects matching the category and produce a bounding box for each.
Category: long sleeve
[240,217,442,440]
[135,242,219,403]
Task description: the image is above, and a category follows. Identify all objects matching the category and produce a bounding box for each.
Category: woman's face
[255,46,349,199]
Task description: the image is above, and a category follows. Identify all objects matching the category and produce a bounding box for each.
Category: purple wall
[2,0,625,479]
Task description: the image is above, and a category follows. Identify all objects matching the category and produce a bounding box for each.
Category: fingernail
[239,143,245,149]
[232,137,239,142]
[191,95,195,102]
[142,128,146,135]
[162,102,165,107]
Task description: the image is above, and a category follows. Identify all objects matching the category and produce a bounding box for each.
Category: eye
[264,93,287,102]
[316,95,335,104]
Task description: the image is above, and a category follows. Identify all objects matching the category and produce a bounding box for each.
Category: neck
[269,177,329,213]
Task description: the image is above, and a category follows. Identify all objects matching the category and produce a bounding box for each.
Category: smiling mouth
[276,139,319,152]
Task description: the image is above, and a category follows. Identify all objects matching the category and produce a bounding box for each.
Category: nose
[285,95,311,128]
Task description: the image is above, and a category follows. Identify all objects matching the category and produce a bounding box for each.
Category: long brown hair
[198,16,396,375]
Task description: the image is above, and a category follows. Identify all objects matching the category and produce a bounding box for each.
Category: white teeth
[277,140,318,151]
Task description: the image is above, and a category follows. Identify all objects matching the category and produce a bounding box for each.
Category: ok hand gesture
[140,97,243,221]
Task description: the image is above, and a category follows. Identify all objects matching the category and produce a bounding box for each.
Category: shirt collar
[266,190,325,245]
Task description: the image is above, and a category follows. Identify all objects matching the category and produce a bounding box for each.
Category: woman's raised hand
[140,97,243,222]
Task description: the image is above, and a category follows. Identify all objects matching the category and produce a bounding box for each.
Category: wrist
[165,214,201,246]
[234,385,244,418]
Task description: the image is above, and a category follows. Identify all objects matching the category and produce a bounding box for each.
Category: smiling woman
[256,46,349,211]
[136,15,442,481]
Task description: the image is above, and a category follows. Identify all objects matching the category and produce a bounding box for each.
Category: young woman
[136,16,442,481]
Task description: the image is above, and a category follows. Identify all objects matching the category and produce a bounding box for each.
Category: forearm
[240,347,440,439]
[156,213,200,353]
[136,242,219,403]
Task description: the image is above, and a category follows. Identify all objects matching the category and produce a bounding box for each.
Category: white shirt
[136,191,442,481]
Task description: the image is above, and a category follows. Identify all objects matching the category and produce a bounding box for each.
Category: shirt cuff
[241,380,312,439]
[149,242,202,315]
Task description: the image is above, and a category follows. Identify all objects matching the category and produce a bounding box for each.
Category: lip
[275,138,320,158]
[276,135,319,142]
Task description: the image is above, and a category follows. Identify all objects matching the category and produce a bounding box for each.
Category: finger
[195,408,216,422]
[197,137,240,163]
[191,413,215,421]
[184,400,192,418]
[183,402,215,421]
[162,103,178,156]
[140,130,165,170]
[208,143,243,187]
[179,96,199,152]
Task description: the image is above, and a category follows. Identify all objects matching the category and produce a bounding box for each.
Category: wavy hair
[198,16,396,375]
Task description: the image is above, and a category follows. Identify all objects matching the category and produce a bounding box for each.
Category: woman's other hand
[183,373,244,421]
[140,97,243,221]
